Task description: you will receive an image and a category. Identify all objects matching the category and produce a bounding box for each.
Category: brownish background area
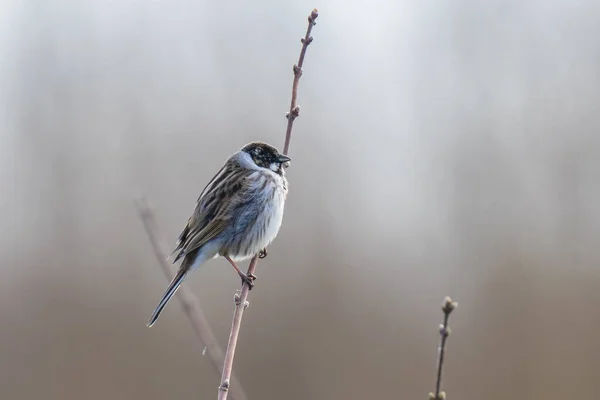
[2,1,599,399]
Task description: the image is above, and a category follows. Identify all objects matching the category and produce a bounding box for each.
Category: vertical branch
[135,198,248,400]
[283,8,319,155]
[429,297,458,400]
[216,256,258,399]
[217,8,319,400]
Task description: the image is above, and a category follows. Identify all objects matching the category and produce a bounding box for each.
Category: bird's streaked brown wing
[172,161,251,263]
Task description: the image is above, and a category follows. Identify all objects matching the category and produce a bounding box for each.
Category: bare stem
[135,198,248,400]
[429,297,458,400]
[217,256,258,400]
[217,8,319,400]
[283,8,319,155]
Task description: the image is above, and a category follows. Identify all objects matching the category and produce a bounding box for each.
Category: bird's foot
[258,248,268,259]
[238,271,257,289]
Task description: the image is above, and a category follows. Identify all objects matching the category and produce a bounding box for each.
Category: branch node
[308,8,319,24]
[286,106,301,120]
[301,36,314,45]
[428,391,446,400]
[293,64,303,77]
[438,324,451,337]
[233,292,250,309]
[442,296,458,315]
[286,105,300,119]
[219,380,230,392]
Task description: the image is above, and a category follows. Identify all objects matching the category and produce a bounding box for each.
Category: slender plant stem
[217,256,258,400]
[135,198,248,400]
[217,9,319,400]
[283,8,319,155]
[429,297,458,400]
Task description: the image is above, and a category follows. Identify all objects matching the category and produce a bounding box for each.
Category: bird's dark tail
[147,267,188,327]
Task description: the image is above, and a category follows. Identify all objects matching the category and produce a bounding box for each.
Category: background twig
[429,296,458,400]
[135,198,248,400]
[217,8,319,400]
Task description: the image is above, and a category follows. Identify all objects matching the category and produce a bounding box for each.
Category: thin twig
[283,8,319,155]
[135,198,248,400]
[216,256,257,399]
[429,297,458,400]
[217,8,319,400]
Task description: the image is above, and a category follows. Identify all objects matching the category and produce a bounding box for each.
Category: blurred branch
[135,198,248,400]
[217,8,319,400]
[428,297,458,400]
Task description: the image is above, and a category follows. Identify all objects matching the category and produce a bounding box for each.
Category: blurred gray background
[2,0,600,399]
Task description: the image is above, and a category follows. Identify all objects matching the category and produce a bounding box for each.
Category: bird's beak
[277,154,292,163]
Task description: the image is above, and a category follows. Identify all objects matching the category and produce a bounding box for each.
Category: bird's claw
[258,248,268,259]
[239,272,257,289]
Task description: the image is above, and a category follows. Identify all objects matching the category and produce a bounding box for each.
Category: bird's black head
[241,141,291,172]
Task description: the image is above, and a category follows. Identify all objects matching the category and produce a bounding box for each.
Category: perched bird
[147,141,291,327]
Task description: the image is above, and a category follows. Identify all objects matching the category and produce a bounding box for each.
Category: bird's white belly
[257,190,285,248]
[230,175,287,261]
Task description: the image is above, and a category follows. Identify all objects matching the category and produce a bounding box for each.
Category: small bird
[147,141,291,327]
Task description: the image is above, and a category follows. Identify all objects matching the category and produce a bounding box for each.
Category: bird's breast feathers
[247,168,287,238]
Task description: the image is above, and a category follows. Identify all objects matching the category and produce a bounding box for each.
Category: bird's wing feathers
[177,218,229,259]
[172,161,254,263]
